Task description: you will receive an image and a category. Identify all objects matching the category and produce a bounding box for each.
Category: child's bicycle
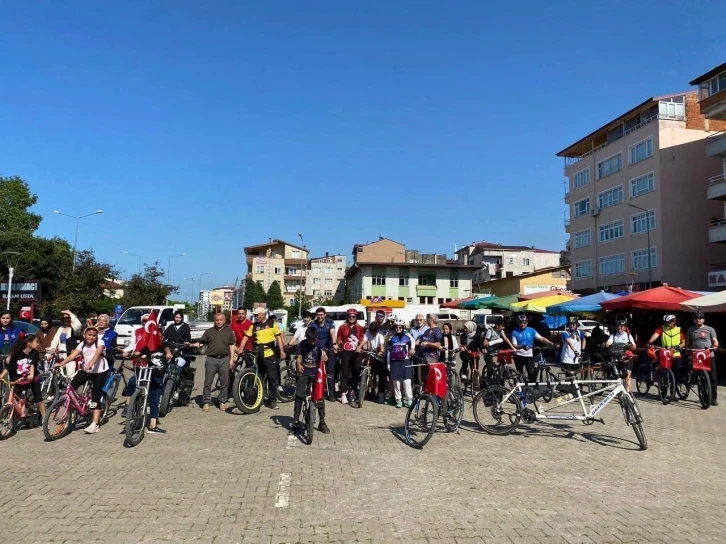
[403,355,464,448]
[296,379,316,445]
[0,377,42,439]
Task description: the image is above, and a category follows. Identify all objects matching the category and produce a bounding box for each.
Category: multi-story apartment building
[346,238,476,304]
[455,242,561,290]
[306,253,347,302]
[558,91,726,293]
[198,290,211,318]
[244,239,309,306]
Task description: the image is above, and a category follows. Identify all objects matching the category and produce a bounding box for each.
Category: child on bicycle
[293,327,330,434]
[1,334,46,420]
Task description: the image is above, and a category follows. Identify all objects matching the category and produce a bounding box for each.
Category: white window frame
[598,219,624,243]
[597,185,623,209]
[312,277,321,285]
[597,153,623,179]
[256,265,264,274]
[631,209,656,235]
[574,260,592,279]
[632,247,657,271]
[522,258,530,266]
[292,250,301,258]
[573,168,590,188]
[573,197,590,217]
[574,229,591,248]
[599,254,625,276]
[372,275,385,286]
[630,172,655,198]
[629,137,653,165]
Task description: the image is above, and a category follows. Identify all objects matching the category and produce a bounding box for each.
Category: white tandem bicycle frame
[473,374,648,450]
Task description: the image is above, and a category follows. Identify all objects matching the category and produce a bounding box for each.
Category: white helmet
[150,352,165,369]
[387,313,401,323]
[393,317,406,327]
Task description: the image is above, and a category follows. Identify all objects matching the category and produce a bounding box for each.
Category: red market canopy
[440,296,477,309]
[599,286,701,312]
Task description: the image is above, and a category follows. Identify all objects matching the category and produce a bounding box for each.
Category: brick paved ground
[1,356,725,543]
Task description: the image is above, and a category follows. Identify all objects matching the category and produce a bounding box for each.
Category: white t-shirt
[80,339,108,374]
[560,330,583,365]
[292,324,308,344]
[364,331,385,353]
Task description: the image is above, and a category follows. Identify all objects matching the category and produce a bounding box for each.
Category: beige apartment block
[306,253,347,302]
[558,91,726,293]
[244,239,309,306]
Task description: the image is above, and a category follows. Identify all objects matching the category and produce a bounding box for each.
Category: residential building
[455,242,561,291]
[473,265,571,297]
[102,278,125,300]
[306,253,347,302]
[244,239,309,306]
[689,63,726,288]
[558,91,726,293]
[346,238,476,305]
[198,290,211,318]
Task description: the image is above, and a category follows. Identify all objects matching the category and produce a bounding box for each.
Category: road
[1,355,724,543]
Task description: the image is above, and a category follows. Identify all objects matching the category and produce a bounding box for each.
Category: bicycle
[159,343,196,417]
[357,350,384,409]
[125,357,155,447]
[39,351,68,403]
[231,352,266,414]
[635,347,676,404]
[403,356,464,448]
[0,377,42,439]
[440,348,461,389]
[43,368,111,441]
[297,379,316,445]
[277,348,298,404]
[460,348,481,397]
[103,353,132,406]
[473,361,647,450]
[675,348,713,409]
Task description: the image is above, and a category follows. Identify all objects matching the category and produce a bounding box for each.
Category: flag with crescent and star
[425,362,448,397]
[691,349,712,372]
[135,310,162,352]
[312,355,326,403]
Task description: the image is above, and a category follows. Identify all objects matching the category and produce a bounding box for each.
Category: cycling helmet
[464,321,477,334]
[387,313,400,323]
[517,314,528,323]
[150,352,165,368]
[616,319,627,327]
[663,314,676,324]
[393,317,406,327]
[346,308,358,317]
[567,316,578,326]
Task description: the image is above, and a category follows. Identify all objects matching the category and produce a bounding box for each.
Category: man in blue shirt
[510,314,554,382]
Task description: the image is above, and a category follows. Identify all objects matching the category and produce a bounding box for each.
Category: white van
[315,305,367,329]
[115,305,183,346]
[473,313,505,330]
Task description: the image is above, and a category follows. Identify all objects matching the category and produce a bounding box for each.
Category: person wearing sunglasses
[408,314,429,386]
[510,314,554,382]
[686,311,719,406]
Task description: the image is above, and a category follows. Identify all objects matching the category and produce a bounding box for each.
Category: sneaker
[340,393,348,405]
[147,426,167,435]
[203,404,210,412]
[378,394,385,404]
[319,421,330,434]
[268,401,279,410]
[121,406,128,417]
[84,422,100,434]
[219,403,227,411]
[402,398,411,408]
[348,391,356,404]
[327,394,336,402]
[395,400,402,409]
[460,373,467,381]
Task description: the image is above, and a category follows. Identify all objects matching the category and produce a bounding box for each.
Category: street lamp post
[124,251,143,274]
[629,203,652,289]
[183,277,196,304]
[2,252,21,311]
[297,232,305,319]
[166,253,186,304]
[54,210,103,273]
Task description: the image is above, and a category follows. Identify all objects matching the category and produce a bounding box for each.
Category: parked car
[15,321,39,335]
[578,320,609,337]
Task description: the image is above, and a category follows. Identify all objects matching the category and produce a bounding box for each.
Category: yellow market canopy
[509,293,577,314]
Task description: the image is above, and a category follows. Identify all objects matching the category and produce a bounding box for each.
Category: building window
[630,172,654,197]
[574,260,592,279]
[607,124,624,144]
[599,254,625,275]
[597,154,622,179]
[323,267,332,274]
[659,97,685,119]
[324,278,332,285]
[292,250,301,258]
[418,273,436,286]
[372,275,385,286]
[274,267,282,275]
[313,289,320,296]
[399,274,409,286]
[438,298,444,305]
[597,185,623,209]
[632,247,657,270]
[631,210,656,234]
[629,137,653,165]
[599,219,624,243]
[324,290,333,297]
[574,168,590,188]
[506,271,514,277]
[312,278,321,284]
[522,258,530,266]
[256,265,264,274]
[450,277,459,288]
[574,229,591,248]
[285,266,297,276]
[406,297,413,303]
[573,198,590,217]
[397,297,404,301]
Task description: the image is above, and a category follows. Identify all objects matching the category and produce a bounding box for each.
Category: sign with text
[708,270,726,288]
[523,284,564,295]
[0,281,40,301]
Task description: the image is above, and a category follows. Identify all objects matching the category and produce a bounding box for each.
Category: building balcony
[707,174,726,200]
[415,285,437,296]
[698,89,726,121]
[706,132,726,158]
[709,217,726,243]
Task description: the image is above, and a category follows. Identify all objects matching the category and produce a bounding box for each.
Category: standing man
[686,311,719,406]
[230,308,252,354]
[416,314,443,361]
[409,314,429,386]
[192,312,236,412]
[308,307,337,401]
[289,311,313,347]
[510,315,554,382]
[374,310,392,335]
[240,308,286,410]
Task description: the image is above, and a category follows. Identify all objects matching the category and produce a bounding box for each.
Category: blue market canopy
[546,291,622,314]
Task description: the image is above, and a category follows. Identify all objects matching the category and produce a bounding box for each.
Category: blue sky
[1,1,723,298]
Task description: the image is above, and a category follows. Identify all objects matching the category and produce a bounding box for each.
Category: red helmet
[346,308,358,318]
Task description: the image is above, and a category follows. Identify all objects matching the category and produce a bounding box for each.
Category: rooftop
[689,62,726,86]
[345,261,477,278]
[244,239,306,253]
[474,265,571,285]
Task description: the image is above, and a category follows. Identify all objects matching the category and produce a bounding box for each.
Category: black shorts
[13,380,41,403]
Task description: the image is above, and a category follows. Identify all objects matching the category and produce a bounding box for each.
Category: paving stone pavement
[1,356,725,544]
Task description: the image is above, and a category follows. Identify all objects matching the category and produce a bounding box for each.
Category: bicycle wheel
[635,365,651,397]
[125,389,147,447]
[620,393,647,450]
[0,381,8,404]
[99,392,111,425]
[305,398,315,445]
[357,367,369,409]
[657,368,675,405]
[470,368,481,397]
[43,398,73,441]
[696,370,711,409]
[472,385,522,436]
[108,375,121,403]
[403,393,438,448]
[159,378,175,417]
[675,368,690,400]
[232,369,265,414]
[0,405,15,440]
[277,366,296,404]
[443,385,464,433]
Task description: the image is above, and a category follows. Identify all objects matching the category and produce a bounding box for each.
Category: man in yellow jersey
[240,308,286,410]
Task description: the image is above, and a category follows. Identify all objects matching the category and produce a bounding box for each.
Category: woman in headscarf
[36,316,57,353]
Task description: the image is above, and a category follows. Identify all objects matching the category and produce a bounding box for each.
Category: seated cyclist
[292,327,330,434]
[605,320,636,392]
[560,316,586,375]
[1,334,45,420]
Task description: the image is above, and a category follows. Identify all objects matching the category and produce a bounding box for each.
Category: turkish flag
[425,362,448,397]
[691,349,712,371]
[135,310,161,352]
[658,349,674,370]
[312,358,326,403]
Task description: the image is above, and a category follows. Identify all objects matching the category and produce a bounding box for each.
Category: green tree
[243,280,266,309]
[266,280,284,310]
[52,250,121,316]
[121,262,178,307]
[0,176,42,233]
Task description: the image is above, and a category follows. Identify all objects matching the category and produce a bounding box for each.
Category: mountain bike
[0,378,42,439]
[102,353,132,407]
[125,358,153,447]
[357,350,383,409]
[636,347,676,404]
[473,361,647,450]
[232,352,265,413]
[277,349,297,404]
[675,348,713,409]
[460,348,481,397]
[43,372,110,441]
[39,351,68,403]
[297,379,315,445]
